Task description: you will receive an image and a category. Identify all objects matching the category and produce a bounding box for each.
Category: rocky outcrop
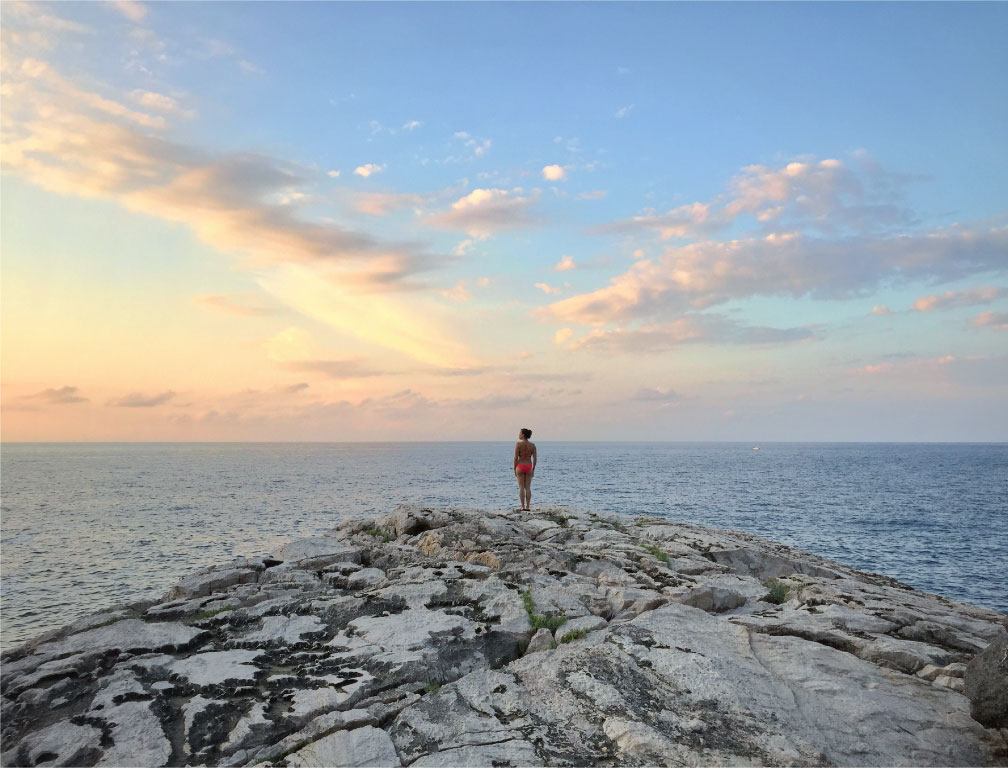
[2,505,1006,767]
[965,631,1008,729]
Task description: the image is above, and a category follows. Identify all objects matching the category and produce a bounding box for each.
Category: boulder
[964,630,1008,728]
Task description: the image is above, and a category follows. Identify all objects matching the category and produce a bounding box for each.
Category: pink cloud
[971,311,1008,329]
[910,285,1001,312]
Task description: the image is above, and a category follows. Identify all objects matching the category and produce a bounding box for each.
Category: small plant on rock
[521,589,567,633]
[365,527,393,542]
[643,544,670,565]
[559,627,589,644]
[764,578,790,604]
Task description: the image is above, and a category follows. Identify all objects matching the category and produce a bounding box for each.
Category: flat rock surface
[2,504,1006,767]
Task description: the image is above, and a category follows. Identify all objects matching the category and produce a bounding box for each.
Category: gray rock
[965,631,1008,728]
[526,628,553,653]
[285,725,400,767]
[347,567,386,590]
[4,505,1004,768]
[168,566,259,600]
[676,585,747,613]
[240,615,325,645]
[168,650,263,686]
[96,700,172,767]
[16,721,102,767]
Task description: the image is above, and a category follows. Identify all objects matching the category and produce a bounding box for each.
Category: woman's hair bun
[520,428,532,439]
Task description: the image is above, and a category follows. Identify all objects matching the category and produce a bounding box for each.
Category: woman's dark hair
[519,428,532,439]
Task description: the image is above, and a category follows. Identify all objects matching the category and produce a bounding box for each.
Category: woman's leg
[516,470,526,509]
[524,472,533,509]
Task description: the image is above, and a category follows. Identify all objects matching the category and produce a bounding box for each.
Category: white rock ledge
[2,504,1007,767]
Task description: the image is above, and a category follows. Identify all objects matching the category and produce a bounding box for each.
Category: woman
[513,428,537,511]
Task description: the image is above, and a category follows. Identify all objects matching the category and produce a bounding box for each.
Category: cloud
[352,191,424,217]
[12,57,165,128]
[193,293,281,316]
[327,170,341,178]
[451,131,491,159]
[910,285,1002,312]
[426,188,541,238]
[971,311,1008,329]
[1,51,447,288]
[284,359,383,379]
[872,305,892,316]
[24,385,88,404]
[542,164,566,181]
[614,104,635,119]
[554,255,576,272]
[595,156,915,240]
[402,120,423,131]
[850,354,960,376]
[563,315,815,355]
[108,391,176,407]
[554,328,574,345]
[535,282,562,295]
[440,279,472,303]
[632,387,680,403]
[353,163,385,178]
[131,90,191,117]
[577,190,607,200]
[542,225,1008,326]
[111,1,148,22]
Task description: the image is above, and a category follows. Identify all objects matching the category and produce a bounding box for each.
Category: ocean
[1,442,1005,652]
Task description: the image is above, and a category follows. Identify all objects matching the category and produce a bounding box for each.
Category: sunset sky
[2,1,1006,441]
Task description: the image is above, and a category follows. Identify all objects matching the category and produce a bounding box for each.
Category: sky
[2,1,1007,442]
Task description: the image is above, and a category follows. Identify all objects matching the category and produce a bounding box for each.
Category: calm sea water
[2,442,1006,651]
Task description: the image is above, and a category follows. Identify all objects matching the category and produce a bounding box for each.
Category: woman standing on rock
[514,428,537,511]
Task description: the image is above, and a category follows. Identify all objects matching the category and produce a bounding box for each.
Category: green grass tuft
[521,589,567,633]
[764,578,790,604]
[642,544,670,565]
[559,627,588,644]
[422,682,441,694]
[365,526,393,542]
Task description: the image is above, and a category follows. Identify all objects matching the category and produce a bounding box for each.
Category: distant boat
[753,446,760,450]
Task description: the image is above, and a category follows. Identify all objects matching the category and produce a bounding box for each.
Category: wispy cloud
[971,311,1008,329]
[352,191,425,217]
[614,104,635,119]
[23,385,88,404]
[440,279,472,303]
[193,293,281,316]
[554,255,577,272]
[872,305,892,316]
[426,188,541,238]
[1,49,448,289]
[284,359,384,379]
[910,285,1002,312]
[108,391,176,407]
[632,387,680,404]
[577,190,607,201]
[111,1,147,22]
[595,156,914,240]
[535,282,562,295]
[563,315,815,355]
[402,120,423,131]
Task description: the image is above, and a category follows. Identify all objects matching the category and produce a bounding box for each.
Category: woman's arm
[513,443,519,469]
[531,443,537,469]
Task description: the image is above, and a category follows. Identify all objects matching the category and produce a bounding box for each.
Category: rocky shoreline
[2,505,1006,767]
